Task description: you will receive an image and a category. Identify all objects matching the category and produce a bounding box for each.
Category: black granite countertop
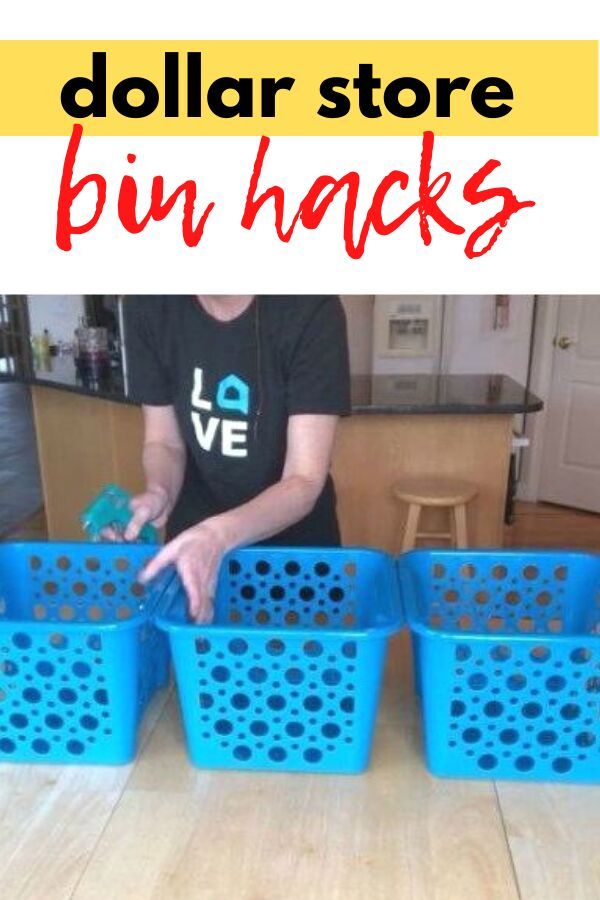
[350,374,543,415]
[0,357,130,405]
[0,358,543,415]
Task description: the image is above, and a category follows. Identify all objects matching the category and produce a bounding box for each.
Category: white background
[1,4,599,294]
[0,135,597,293]
[2,2,599,39]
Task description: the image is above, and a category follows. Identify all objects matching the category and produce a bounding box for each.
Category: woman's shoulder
[259,295,343,328]
[125,295,189,319]
[123,296,194,342]
[258,296,346,362]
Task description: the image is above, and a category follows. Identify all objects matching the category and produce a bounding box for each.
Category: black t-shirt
[124,296,351,545]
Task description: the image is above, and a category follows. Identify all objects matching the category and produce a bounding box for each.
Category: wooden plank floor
[0,507,48,542]
[0,504,598,899]
[505,501,600,552]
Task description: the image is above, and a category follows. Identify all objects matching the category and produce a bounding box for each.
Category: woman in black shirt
[122,295,351,621]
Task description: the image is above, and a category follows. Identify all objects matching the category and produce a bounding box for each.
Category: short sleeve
[123,297,173,405]
[286,297,351,416]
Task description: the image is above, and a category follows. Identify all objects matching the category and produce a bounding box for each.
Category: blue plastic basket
[0,542,170,765]
[399,549,600,783]
[157,547,402,774]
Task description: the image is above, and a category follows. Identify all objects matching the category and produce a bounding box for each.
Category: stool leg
[453,503,469,548]
[403,503,421,552]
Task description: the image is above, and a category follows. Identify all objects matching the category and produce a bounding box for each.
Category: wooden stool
[393,477,478,551]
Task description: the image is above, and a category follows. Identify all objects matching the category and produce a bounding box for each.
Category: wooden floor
[0,503,598,899]
[0,507,48,542]
[505,501,600,551]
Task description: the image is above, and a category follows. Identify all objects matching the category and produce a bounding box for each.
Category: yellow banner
[0,40,597,136]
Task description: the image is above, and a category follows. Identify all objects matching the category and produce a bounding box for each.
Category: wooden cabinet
[332,413,512,552]
[32,387,511,548]
[31,387,145,540]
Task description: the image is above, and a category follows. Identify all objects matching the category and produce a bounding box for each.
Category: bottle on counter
[76,324,110,380]
[30,331,52,371]
[73,316,87,365]
[40,329,51,366]
[30,334,43,369]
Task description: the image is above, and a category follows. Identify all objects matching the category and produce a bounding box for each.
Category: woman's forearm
[138,415,339,617]
[204,414,338,551]
[207,474,323,550]
[142,440,186,513]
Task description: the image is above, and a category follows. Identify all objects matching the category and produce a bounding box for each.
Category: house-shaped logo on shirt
[190,367,250,458]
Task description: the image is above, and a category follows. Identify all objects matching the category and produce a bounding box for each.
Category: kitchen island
[2,359,542,548]
[333,373,542,550]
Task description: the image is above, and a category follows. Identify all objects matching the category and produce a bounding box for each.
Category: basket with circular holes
[398,549,600,783]
[0,542,170,764]
[156,547,402,773]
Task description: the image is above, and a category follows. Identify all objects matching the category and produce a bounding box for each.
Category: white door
[538,297,600,512]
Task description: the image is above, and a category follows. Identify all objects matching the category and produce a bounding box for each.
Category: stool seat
[393,477,478,508]
[392,477,479,552]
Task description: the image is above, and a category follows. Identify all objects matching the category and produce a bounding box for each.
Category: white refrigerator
[372,295,535,385]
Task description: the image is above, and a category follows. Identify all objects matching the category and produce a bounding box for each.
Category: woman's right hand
[101,486,171,542]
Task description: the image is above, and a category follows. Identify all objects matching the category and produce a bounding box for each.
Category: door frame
[517,295,560,503]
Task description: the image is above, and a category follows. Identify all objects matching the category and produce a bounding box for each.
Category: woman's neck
[195,295,255,322]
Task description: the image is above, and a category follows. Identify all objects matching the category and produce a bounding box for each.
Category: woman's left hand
[138,520,227,623]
